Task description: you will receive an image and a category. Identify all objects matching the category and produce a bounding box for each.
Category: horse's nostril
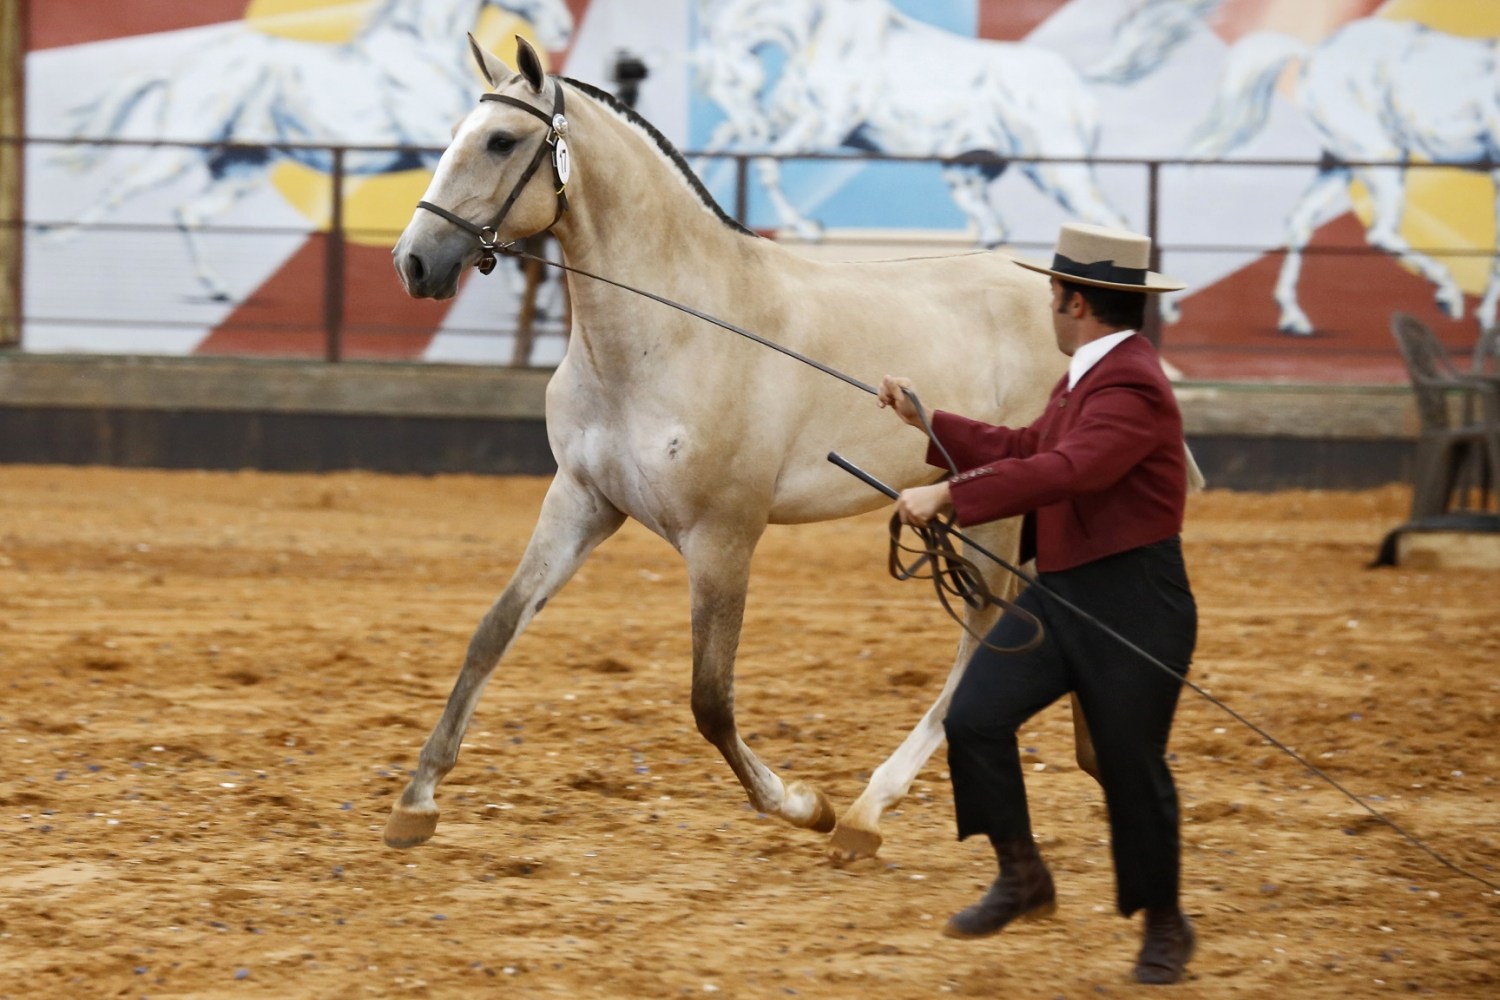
[406,254,426,284]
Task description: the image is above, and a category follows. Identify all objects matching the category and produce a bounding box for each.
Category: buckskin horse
[387,35,1140,859]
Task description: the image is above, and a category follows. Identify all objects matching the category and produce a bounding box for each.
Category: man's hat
[1015,222,1185,293]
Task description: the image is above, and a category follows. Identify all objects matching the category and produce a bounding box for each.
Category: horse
[1185,17,1500,335]
[386,34,1084,860]
[690,0,1200,244]
[48,0,573,302]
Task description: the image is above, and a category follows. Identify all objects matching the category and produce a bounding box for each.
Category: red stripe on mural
[1164,213,1479,383]
[196,240,455,360]
[196,1,591,359]
[27,0,251,51]
[977,0,1070,41]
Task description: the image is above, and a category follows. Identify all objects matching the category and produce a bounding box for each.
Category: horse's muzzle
[394,249,461,300]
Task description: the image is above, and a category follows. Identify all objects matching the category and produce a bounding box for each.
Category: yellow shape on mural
[1345,1,1500,295]
[243,0,369,43]
[250,2,554,246]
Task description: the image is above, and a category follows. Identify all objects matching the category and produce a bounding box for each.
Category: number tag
[553,137,572,186]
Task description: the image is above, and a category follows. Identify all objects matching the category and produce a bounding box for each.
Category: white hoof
[383,803,439,849]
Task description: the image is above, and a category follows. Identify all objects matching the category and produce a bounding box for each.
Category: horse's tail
[1084,0,1223,86]
[1184,30,1309,158]
[52,74,167,171]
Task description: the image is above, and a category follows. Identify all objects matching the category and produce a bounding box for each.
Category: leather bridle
[416,84,571,275]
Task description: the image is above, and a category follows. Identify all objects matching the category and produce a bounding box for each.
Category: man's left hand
[896,482,953,526]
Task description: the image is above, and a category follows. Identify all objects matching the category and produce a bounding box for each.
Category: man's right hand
[878,375,923,428]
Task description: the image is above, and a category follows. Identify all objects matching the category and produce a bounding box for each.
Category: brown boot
[942,837,1056,939]
[1132,907,1195,984]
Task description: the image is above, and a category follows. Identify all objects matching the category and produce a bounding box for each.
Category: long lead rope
[489,240,1498,895]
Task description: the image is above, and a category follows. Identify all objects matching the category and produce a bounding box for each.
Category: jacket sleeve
[946,383,1168,527]
[924,409,1041,472]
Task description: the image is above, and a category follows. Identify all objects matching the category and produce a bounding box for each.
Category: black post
[1143,159,1163,347]
[324,146,345,363]
[735,155,749,227]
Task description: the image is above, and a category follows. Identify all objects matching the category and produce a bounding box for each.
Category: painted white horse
[1186,17,1500,334]
[1086,0,1224,86]
[386,35,1076,859]
[692,0,1196,243]
[49,0,573,301]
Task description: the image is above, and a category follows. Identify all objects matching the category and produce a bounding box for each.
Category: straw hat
[1015,222,1185,293]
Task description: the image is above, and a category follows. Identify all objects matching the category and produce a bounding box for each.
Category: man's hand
[878,375,923,429]
[896,482,952,526]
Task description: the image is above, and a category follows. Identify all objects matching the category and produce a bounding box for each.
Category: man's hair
[1057,278,1147,330]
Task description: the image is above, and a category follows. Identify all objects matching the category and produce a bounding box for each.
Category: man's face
[1050,278,1083,357]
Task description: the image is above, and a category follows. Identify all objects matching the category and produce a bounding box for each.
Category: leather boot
[942,837,1056,939]
[1132,907,1195,984]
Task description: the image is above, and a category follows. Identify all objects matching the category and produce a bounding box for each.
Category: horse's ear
[468,33,514,89]
[514,35,546,93]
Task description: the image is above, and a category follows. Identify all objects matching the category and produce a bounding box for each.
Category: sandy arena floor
[0,467,1495,999]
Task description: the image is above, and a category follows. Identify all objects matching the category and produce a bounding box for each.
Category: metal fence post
[1143,159,1163,347]
[734,154,749,227]
[324,146,345,362]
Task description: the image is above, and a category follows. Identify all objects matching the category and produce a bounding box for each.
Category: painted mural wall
[21,0,1500,380]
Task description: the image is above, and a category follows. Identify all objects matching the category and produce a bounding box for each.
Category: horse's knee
[690,689,735,745]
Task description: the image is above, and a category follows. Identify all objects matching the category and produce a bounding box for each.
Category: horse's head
[394,35,571,300]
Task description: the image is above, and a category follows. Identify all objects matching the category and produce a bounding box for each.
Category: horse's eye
[487,133,517,155]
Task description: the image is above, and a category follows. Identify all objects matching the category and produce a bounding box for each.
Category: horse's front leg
[384,474,625,848]
[684,525,837,834]
[755,156,824,241]
[175,171,264,302]
[1273,165,1349,335]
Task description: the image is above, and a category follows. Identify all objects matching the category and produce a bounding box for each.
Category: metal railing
[4,134,1497,365]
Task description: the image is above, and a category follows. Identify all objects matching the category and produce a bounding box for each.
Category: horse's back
[1307,20,1495,156]
[741,245,1063,523]
[778,247,1061,413]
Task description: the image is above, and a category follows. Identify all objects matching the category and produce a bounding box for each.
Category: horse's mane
[561,76,758,239]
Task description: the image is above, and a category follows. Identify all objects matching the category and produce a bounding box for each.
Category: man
[877,222,1198,985]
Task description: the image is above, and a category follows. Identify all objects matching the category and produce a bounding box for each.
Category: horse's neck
[364,0,475,43]
[552,90,766,376]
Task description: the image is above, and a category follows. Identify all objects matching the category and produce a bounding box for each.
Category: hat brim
[1014,256,1186,293]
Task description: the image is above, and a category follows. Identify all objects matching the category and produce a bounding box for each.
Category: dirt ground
[0,466,1495,999]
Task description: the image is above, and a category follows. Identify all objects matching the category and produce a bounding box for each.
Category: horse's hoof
[828,820,883,861]
[787,781,838,833]
[383,804,439,849]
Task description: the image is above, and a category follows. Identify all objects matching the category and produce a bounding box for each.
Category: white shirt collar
[1067,329,1137,390]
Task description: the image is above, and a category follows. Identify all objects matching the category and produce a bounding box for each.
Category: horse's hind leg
[832,519,1105,859]
[830,592,1000,860]
[683,523,837,834]
[1479,169,1500,331]
[1357,164,1465,321]
[384,474,625,848]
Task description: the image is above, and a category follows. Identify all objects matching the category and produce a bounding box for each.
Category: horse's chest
[552,417,698,532]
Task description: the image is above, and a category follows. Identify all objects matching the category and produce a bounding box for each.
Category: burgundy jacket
[925,334,1187,572]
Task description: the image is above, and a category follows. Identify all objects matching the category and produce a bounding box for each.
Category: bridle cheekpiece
[416,82,571,275]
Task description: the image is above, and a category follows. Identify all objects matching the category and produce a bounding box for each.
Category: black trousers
[943,537,1196,917]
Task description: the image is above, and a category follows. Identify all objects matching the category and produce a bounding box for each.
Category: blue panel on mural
[689,0,978,233]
